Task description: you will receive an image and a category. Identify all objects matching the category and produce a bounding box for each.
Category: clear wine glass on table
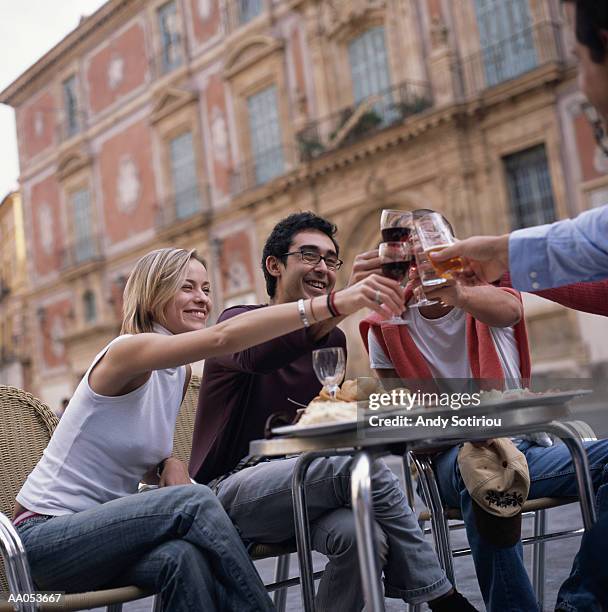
[312,347,346,401]
[414,212,465,279]
[379,241,412,324]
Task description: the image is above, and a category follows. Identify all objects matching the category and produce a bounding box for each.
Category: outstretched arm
[91,273,404,395]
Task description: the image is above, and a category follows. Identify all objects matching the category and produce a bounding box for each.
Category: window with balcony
[504,145,556,230]
[348,27,391,105]
[474,0,537,87]
[170,131,200,220]
[63,75,80,137]
[238,0,262,24]
[247,85,284,185]
[72,189,95,264]
[83,290,97,323]
[158,1,182,73]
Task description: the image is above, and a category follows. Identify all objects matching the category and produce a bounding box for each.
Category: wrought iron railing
[295,80,433,161]
[58,234,104,271]
[155,182,210,230]
[456,21,563,99]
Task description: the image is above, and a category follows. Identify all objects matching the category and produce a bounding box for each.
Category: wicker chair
[0,385,153,611]
[173,374,297,612]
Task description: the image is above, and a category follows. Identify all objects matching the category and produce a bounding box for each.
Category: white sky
[0,0,109,199]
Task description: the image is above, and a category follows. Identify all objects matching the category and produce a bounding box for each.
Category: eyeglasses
[282,250,343,270]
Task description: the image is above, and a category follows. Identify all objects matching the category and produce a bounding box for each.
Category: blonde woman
[12,247,403,612]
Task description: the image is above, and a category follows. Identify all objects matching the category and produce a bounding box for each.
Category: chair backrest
[171,374,200,465]
[0,385,59,591]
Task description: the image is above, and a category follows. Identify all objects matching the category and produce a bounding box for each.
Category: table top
[250,395,596,457]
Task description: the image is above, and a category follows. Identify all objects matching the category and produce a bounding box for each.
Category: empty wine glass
[312,347,346,400]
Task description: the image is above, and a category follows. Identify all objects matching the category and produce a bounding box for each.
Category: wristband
[309,298,318,322]
[328,292,341,317]
[297,298,311,327]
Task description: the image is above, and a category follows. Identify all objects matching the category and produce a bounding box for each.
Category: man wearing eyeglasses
[190,211,477,612]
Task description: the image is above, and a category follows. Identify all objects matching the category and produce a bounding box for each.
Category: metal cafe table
[249,394,598,612]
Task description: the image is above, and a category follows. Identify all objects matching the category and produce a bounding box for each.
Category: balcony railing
[222,0,266,32]
[457,21,563,99]
[58,233,104,271]
[295,80,433,161]
[155,182,210,230]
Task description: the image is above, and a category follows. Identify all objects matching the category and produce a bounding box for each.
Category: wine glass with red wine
[379,241,412,324]
[380,209,414,243]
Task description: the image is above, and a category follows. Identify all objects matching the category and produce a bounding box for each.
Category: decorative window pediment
[224,35,284,79]
[150,87,198,124]
[57,149,92,181]
[321,0,386,40]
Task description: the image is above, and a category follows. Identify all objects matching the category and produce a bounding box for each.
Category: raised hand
[431,235,510,283]
[334,273,405,318]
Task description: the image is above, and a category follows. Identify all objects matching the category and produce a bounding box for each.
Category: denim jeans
[215,455,452,611]
[16,485,274,612]
[433,439,608,612]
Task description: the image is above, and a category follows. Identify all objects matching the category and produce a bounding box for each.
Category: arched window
[83,290,97,323]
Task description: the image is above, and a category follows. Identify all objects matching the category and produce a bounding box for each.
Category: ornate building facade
[0,191,29,390]
[1,0,607,405]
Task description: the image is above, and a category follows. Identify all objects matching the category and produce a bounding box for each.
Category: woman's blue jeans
[16,485,275,612]
[433,439,608,612]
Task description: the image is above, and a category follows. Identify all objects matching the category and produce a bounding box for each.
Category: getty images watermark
[366,388,500,428]
[354,377,601,439]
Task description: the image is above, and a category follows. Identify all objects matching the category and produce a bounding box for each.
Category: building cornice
[0,0,136,107]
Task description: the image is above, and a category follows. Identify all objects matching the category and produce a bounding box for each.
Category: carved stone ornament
[34,111,44,137]
[365,171,387,203]
[226,259,251,294]
[323,0,386,37]
[211,106,229,165]
[107,54,125,90]
[116,156,141,215]
[198,0,212,20]
[38,203,54,255]
[430,16,449,49]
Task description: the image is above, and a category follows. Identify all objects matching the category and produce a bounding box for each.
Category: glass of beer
[414,212,464,279]
[408,249,445,308]
[379,241,412,323]
[380,209,413,243]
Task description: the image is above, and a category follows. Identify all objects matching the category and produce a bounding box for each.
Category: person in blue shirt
[435,0,608,294]
[434,1,608,608]
[433,206,608,291]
